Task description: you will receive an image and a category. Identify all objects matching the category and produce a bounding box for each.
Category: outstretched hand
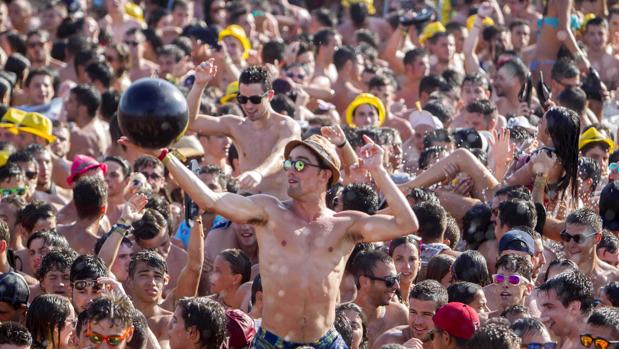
[194,59,218,86]
[320,125,346,147]
[358,135,384,171]
[119,193,149,225]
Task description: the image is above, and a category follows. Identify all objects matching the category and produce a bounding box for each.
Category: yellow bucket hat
[220,81,239,105]
[466,14,495,30]
[345,93,386,128]
[341,0,376,15]
[218,24,251,60]
[18,112,56,144]
[0,108,26,135]
[419,21,446,45]
[579,127,614,153]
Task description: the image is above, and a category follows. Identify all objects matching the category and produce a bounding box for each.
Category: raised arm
[118,138,268,224]
[162,216,204,310]
[348,136,418,242]
[187,60,234,136]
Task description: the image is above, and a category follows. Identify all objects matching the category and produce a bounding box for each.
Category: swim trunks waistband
[252,327,349,349]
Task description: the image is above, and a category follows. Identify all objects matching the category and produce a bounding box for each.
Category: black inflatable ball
[118,78,189,149]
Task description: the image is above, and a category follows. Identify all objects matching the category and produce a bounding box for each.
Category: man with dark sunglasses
[120,122,417,348]
[187,60,301,200]
[8,150,39,202]
[69,254,107,314]
[351,250,408,346]
[580,307,619,349]
[563,208,618,295]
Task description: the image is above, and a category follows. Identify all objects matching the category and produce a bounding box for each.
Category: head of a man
[550,58,580,96]
[353,250,399,307]
[102,156,131,198]
[69,255,107,314]
[134,156,165,194]
[0,272,29,324]
[0,321,32,349]
[403,48,429,81]
[25,144,52,192]
[538,270,595,339]
[580,307,619,349]
[493,59,527,98]
[25,29,51,66]
[36,248,77,298]
[447,282,489,321]
[491,254,533,311]
[431,302,480,349]
[413,202,447,244]
[169,297,227,349]
[596,231,618,267]
[464,99,497,131]
[132,209,171,258]
[584,17,608,52]
[427,32,455,64]
[8,150,39,198]
[209,248,251,295]
[198,165,227,193]
[495,199,537,239]
[26,230,68,274]
[313,28,340,59]
[237,66,274,122]
[509,20,531,51]
[84,296,135,349]
[333,45,361,81]
[563,208,603,266]
[510,317,554,349]
[73,177,107,223]
[24,68,55,105]
[408,280,448,342]
[460,73,491,106]
[128,249,168,304]
[94,234,133,283]
[284,137,339,199]
[65,84,101,124]
[466,323,521,349]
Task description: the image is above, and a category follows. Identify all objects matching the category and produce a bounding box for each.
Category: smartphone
[184,160,200,226]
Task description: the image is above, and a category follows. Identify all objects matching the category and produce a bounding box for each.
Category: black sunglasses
[364,274,400,288]
[124,41,140,47]
[560,230,596,244]
[236,92,268,104]
[72,279,103,292]
[25,171,38,180]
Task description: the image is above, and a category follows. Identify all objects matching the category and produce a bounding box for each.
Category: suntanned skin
[119,131,418,343]
[187,60,301,200]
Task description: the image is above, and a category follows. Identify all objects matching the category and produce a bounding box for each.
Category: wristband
[158,148,170,161]
[337,140,347,148]
[111,223,132,237]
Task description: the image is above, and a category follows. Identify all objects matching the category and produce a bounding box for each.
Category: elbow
[397,212,419,235]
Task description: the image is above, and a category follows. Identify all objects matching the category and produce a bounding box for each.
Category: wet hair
[133,155,163,173]
[26,231,68,252]
[423,101,451,125]
[176,297,227,349]
[578,157,601,192]
[17,201,56,234]
[26,294,73,349]
[501,304,530,320]
[0,321,32,346]
[425,254,455,284]
[551,57,579,82]
[8,149,36,165]
[0,162,23,182]
[510,317,546,339]
[498,58,528,84]
[495,254,533,281]
[313,28,337,48]
[566,208,602,233]
[69,255,107,283]
[333,45,357,71]
[598,231,618,254]
[25,67,56,88]
[447,282,482,305]
[419,75,447,97]
[86,295,134,329]
[127,310,148,349]
[444,215,460,249]
[199,165,227,191]
[334,311,353,347]
[219,248,252,284]
[261,39,285,64]
[498,199,537,231]
[406,188,439,206]
[452,250,492,286]
[336,302,368,349]
[462,73,491,91]
[494,185,532,201]
[538,270,595,315]
[557,86,587,116]
[132,209,167,242]
[413,202,446,242]
[0,219,8,244]
[341,183,379,214]
[4,53,30,85]
[85,61,114,89]
[466,323,521,349]
[466,99,497,122]
[351,250,393,288]
[36,248,78,281]
[543,258,578,282]
[544,106,580,199]
[462,203,493,249]
[418,146,447,170]
[73,177,107,220]
[409,280,448,307]
[586,307,619,338]
[239,66,272,92]
[602,282,619,307]
[128,249,168,278]
[270,94,295,117]
[102,156,131,178]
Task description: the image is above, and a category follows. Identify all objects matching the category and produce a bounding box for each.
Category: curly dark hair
[176,297,227,349]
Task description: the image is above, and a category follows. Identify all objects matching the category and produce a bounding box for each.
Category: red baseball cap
[225,309,255,349]
[432,302,480,340]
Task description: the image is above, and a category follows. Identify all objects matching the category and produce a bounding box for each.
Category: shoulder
[387,301,409,316]
[376,325,408,341]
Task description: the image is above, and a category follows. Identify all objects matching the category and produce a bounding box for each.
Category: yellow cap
[466,15,495,30]
[218,25,251,60]
[124,2,145,23]
[0,108,26,135]
[419,21,446,45]
[579,127,614,153]
[220,81,239,105]
[341,0,376,15]
[17,112,56,144]
[345,93,385,128]
[0,150,9,167]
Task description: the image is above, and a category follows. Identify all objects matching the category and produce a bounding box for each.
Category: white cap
[409,110,444,130]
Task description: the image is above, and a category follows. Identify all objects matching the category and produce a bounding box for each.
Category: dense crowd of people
[0,0,618,348]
